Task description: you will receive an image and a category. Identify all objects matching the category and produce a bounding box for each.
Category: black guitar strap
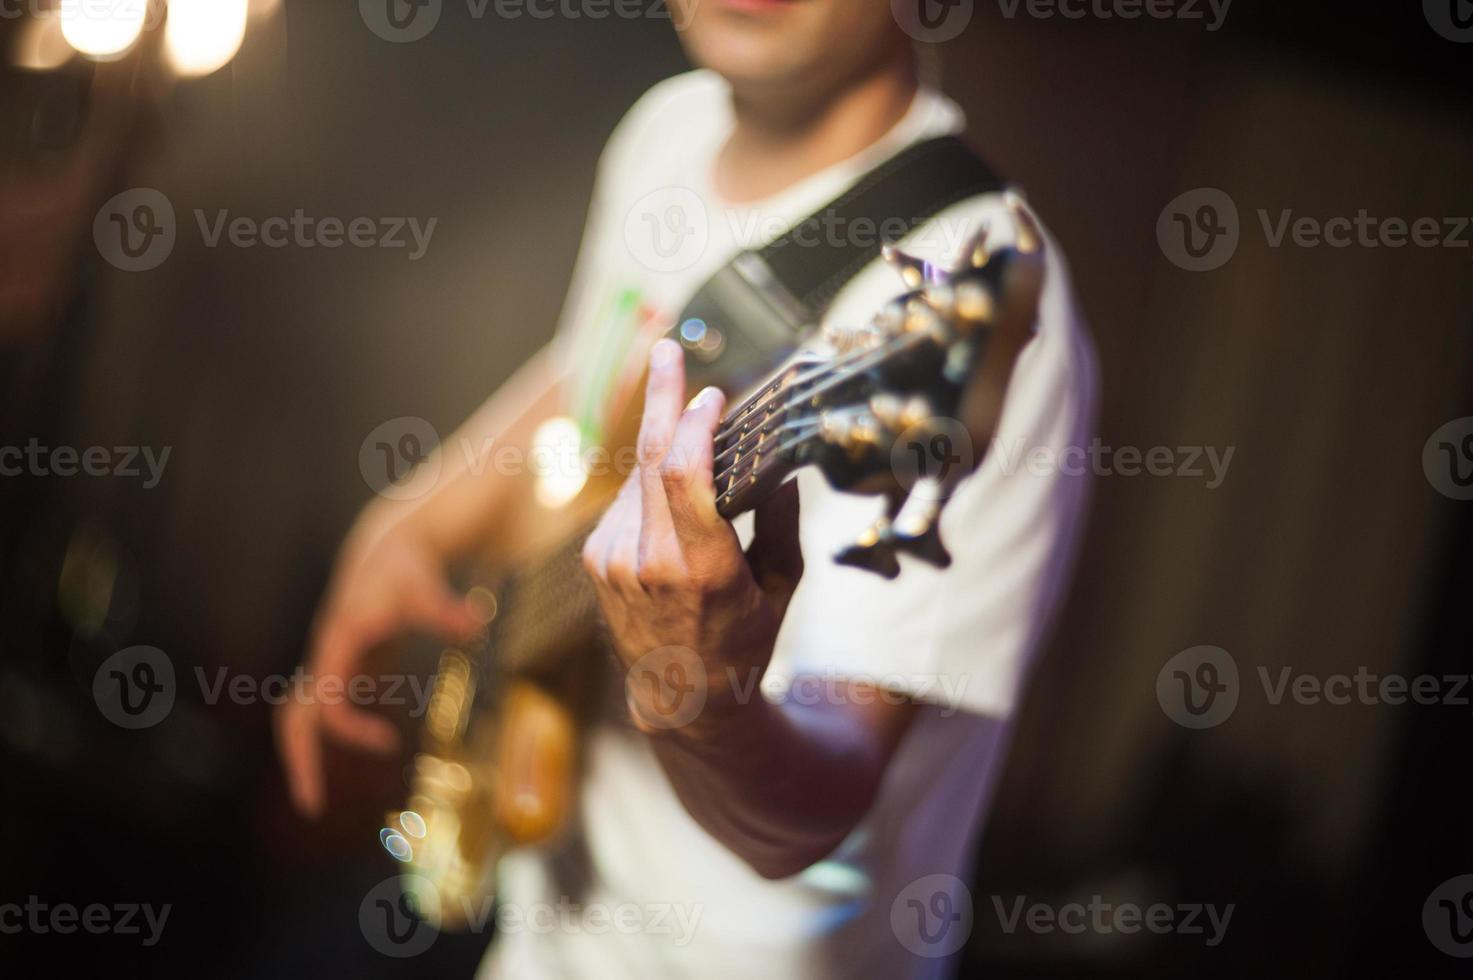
[673,135,1005,392]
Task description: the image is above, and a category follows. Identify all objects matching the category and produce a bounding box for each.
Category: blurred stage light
[10,13,74,72]
[165,0,249,78]
[531,416,590,509]
[59,0,149,60]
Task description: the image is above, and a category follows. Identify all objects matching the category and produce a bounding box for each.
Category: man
[276,1,1097,976]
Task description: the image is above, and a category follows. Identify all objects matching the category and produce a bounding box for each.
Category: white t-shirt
[483,70,1098,980]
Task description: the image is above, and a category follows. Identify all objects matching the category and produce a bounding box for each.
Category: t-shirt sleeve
[765,200,1099,720]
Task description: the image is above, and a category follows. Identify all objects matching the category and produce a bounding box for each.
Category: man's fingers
[404,583,482,641]
[276,701,324,818]
[663,385,726,536]
[606,477,645,597]
[637,339,684,559]
[319,701,401,755]
[637,338,686,471]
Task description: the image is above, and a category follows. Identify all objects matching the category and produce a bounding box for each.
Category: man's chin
[682,29,814,92]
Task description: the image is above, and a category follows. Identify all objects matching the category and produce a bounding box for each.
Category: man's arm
[277,342,566,816]
[651,682,919,879]
[348,342,568,562]
[582,339,920,879]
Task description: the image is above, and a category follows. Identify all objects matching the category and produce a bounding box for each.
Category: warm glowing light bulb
[165,0,249,78]
[59,0,148,59]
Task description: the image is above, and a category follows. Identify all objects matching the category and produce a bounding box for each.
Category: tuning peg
[834,516,902,579]
[962,220,993,270]
[882,243,941,290]
[921,281,956,319]
[903,296,950,341]
[890,483,952,569]
[1004,190,1043,255]
[953,278,995,328]
[817,405,888,460]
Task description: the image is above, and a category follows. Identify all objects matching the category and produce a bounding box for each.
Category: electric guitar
[379,197,1046,927]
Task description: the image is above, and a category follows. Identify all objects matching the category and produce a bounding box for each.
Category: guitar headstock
[711,193,1046,578]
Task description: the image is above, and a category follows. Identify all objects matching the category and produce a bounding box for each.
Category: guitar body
[387,383,648,929]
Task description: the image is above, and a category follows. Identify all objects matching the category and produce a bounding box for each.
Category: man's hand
[581,340,915,881]
[275,521,481,817]
[274,344,565,818]
[581,338,803,736]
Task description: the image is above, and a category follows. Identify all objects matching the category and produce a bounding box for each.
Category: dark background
[2,1,1470,977]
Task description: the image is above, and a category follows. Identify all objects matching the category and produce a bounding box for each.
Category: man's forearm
[648,679,917,880]
[352,343,567,562]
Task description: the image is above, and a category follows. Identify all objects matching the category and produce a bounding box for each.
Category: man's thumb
[408,584,483,640]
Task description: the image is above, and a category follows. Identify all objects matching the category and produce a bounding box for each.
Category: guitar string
[714,426,829,513]
[711,331,929,482]
[711,331,924,469]
[712,417,824,489]
[713,354,850,447]
[711,315,924,449]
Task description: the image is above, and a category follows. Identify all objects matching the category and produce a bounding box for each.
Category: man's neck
[714,57,920,204]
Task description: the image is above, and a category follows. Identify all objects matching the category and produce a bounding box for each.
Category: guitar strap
[672,135,1005,393]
